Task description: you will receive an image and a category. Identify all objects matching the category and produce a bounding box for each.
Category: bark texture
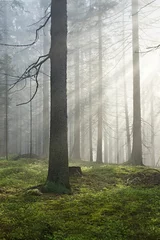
[47,0,70,191]
[131,0,143,165]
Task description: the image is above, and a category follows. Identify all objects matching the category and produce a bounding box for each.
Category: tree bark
[131,0,143,165]
[116,76,119,164]
[42,16,50,158]
[30,79,33,158]
[150,79,155,166]
[96,0,103,163]
[4,0,8,160]
[122,4,131,161]
[47,0,70,192]
[72,37,81,160]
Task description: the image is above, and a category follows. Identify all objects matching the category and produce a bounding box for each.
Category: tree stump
[69,166,82,176]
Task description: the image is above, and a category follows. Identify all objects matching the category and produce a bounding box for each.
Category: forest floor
[0,158,160,240]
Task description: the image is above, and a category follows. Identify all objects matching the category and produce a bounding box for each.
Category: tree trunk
[96,0,103,163]
[30,79,33,158]
[131,0,143,165]
[4,0,8,160]
[89,46,93,162]
[104,130,108,163]
[109,131,112,163]
[47,0,70,192]
[150,79,155,166]
[72,37,81,160]
[42,14,50,158]
[116,76,119,164]
[122,5,131,161]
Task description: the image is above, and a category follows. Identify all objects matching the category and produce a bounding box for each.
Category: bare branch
[0,14,51,48]
[132,0,156,16]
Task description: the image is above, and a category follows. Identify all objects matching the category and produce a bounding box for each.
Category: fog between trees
[0,0,160,170]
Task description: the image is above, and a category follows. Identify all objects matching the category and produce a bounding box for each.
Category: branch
[9,54,49,91]
[9,54,49,105]
[28,12,50,27]
[0,14,51,48]
[132,0,156,16]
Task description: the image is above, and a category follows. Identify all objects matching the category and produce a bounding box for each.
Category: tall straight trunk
[19,105,22,155]
[109,131,112,163]
[35,95,39,155]
[89,42,93,162]
[47,0,70,191]
[43,11,50,158]
[150,79,155,166]
[131,0,143,165]
[30,79,33,157]
[38,89,43,156]
[72,37,81,160]
[68,114,72,158]
[80,52,85,159]
[88,1,93,162]
[116,77,119,164]
[5,55,8,160]
[124,76,131,161]
[104,130,108,163]
[122,3,131,161]
[96,0,103,163]
[4,0,8,160]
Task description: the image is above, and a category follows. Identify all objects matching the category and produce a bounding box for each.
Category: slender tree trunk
[122,4,131,161]
[116,77,119,164]
[42,11,50,158]
[150,79,155,166]
[104,130,108,163]
[80,52,85,159]
[88,2,93,162]
[89,45,93,162]
[131,0,143,165]
[30,79,33,158]
[109,131,112,163]
[96,0,103,163]
[72,37,81,160]
[19,105,22,155]
[4,0,8,160]
[47,0,70,192]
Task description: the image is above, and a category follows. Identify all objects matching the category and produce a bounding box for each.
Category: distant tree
[131,0,143,165]
[40,0,50,158]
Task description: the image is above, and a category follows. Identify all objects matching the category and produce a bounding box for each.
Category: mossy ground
[0,158,160,240]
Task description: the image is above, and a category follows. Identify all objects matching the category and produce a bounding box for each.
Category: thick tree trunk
[47,0,70,192]
[131,0,143,165]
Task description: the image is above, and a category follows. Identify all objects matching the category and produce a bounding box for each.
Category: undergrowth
[0,159,160,240]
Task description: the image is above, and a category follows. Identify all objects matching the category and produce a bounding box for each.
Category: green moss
[0,159,159,240]
[42,181,71,194]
